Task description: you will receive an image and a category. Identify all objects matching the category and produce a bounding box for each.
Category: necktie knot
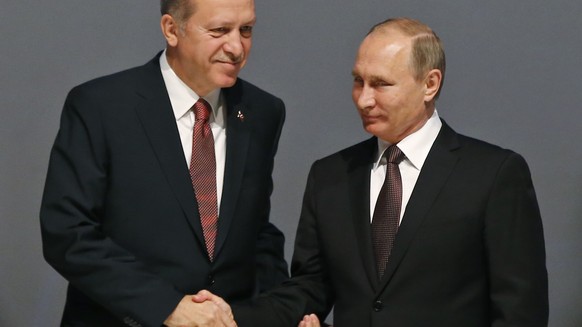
[386,145,405,164]
[193,98,211,122]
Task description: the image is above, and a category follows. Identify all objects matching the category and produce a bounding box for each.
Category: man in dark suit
[40,0,288,326]
[227,17,548,326]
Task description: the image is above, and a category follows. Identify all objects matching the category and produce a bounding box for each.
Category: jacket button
[207,274,215,286]
[373,300,383,312]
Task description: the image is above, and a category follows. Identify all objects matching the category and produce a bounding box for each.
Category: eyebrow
[207,16,256,28]
[351,72,389,83]
[369,76,388,83]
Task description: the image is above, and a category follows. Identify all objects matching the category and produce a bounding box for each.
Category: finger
[216,300,233,316]
[306,314,320,327]
[210,295,232,315]
[298,314,310,327]
[310,314,320,323]
[214,302,236,327]
[197,290,233,316]
[191,289,213,303]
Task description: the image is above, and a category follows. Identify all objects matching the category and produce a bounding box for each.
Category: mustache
[214,53,244,64]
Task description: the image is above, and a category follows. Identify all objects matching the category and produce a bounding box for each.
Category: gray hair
[160,0,194,26]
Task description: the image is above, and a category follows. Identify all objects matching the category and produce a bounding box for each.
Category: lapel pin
[237,110,245,122]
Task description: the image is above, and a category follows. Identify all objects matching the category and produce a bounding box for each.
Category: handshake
[163,290,322,327]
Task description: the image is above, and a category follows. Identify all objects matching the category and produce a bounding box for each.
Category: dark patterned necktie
[189,98,218,261]
[372,145,405,278]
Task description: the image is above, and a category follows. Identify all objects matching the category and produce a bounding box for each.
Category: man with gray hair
[40,0,288,326]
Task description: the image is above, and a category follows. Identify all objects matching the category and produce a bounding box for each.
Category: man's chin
[214,75,239,89]
[363,122,380,134]
[364,124,389,139]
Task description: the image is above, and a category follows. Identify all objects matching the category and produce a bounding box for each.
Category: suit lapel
[348,138,380,290]
[213,81,250,258]
[379,122,461,290]
[132,56,206,250]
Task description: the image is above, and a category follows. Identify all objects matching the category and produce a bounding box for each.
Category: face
[351,31,434,144]
[163,0,256,96]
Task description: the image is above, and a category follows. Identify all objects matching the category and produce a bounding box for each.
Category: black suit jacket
[234,121,548,327]
[40,54,288,327]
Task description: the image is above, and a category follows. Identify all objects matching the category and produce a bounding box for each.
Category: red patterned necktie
[189,98,218,261]
[371,145,405,278]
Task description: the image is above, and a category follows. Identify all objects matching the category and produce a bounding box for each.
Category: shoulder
[441,124,532,179]
[457,132,523,164]
[65,57,160,106]
[438,121,522,162]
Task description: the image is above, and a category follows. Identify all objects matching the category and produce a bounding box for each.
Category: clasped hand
[164,290,323,327]
[164,290,236,327]
[298,314,322,327]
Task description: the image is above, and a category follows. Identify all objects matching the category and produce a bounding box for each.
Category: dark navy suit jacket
[234,122,548,327]
[41,53,288,327]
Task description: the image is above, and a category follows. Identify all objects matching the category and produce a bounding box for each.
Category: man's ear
[161,14,180,47]
[424,69,442,102]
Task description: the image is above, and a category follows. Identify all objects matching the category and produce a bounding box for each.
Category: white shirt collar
[374,110,442,171]
[159,49,221,121]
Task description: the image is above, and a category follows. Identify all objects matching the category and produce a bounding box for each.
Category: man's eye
[353,77,363,85]
[240,26,253,38]
[373,81,391,87]
[210,27,229,36]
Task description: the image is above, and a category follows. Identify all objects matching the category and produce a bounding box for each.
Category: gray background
[1,1,580,326]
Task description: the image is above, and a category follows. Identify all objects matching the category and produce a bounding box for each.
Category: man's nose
[223,31,244,59]
[356,85,375,110]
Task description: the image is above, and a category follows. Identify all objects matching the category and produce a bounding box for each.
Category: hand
[164,295,236,327]
[298,314,321,327]
[192,290,234,320]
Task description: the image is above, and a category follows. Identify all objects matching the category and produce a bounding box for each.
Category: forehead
[191,0,255,16]
[353,32,412,75]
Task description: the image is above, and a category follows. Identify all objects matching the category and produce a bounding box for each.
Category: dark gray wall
[1,1,580,326]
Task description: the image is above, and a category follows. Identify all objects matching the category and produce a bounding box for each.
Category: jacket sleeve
[40,88,183,327]
[235,160,334,327]
[254,96,290,293]
[484,152,548,326]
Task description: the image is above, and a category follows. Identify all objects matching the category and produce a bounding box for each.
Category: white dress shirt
[159,50,227,213]
[370,110,442,223]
